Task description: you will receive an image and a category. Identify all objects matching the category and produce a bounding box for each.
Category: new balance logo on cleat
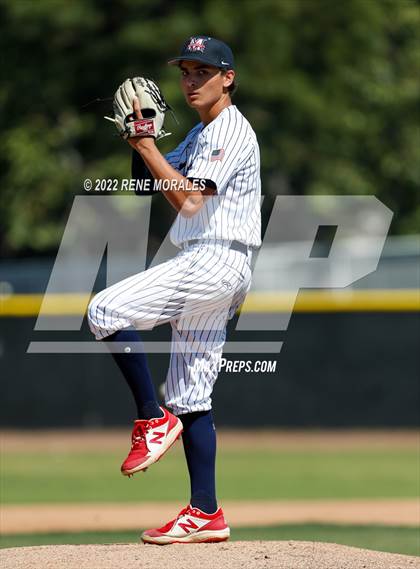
[178,518,199,533]
[149,431,165,444]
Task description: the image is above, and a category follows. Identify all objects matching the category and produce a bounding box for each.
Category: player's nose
[186,76,197,89]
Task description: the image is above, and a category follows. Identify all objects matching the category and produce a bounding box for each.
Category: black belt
[183,239,249,255]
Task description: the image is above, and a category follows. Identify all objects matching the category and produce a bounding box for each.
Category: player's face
[179,61,233,110]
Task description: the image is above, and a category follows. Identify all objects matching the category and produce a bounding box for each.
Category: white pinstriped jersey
[165,105,261,248]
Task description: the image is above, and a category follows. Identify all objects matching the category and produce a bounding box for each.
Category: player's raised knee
[87,292,106,331]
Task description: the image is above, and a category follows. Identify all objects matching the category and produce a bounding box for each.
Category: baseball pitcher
[88,35,261,544]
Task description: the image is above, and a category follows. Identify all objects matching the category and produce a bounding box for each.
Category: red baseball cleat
[121,407,183,476]
[141,505,230,544]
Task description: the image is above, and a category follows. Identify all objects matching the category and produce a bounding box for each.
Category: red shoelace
[130,421,151,450]
[157,506,190,532]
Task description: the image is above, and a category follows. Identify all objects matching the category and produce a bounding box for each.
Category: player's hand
[127,97,155,150]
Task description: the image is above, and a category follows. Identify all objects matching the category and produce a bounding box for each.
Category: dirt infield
[1,541,419,569]
[2,499,419,535]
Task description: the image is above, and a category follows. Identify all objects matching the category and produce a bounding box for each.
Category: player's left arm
[107,76,213,216]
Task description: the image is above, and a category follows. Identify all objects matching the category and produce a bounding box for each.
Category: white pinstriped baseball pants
[87,241,252,414]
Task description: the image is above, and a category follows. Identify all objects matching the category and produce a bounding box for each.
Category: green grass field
[1,447,418,503]
[1,440,419,556]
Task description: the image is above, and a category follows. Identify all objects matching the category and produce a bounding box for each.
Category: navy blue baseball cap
[168,36,234,70]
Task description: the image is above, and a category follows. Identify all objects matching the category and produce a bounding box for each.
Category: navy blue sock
[104,330,163,420]
[180,411,217,514]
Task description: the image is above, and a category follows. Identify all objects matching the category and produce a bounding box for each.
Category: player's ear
[222,69,235,90]
[222,70,236,96]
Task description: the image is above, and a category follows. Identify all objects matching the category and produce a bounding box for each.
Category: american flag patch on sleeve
[210,148,225,162]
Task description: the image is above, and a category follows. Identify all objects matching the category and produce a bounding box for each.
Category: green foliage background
[1,0,419,256]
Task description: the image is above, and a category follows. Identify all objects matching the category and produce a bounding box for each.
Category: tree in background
[1,0,419,256]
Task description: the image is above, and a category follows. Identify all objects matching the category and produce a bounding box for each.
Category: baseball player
[88,35,261,544]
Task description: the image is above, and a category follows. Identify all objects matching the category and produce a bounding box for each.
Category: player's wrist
[128,137,156,152]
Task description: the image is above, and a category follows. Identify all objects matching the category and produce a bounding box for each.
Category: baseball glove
[105,77,171,140]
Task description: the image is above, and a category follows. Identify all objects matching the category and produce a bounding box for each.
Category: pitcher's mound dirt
[1,541,418,569]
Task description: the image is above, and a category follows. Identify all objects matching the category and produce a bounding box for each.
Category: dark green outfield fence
[1,311,418,428]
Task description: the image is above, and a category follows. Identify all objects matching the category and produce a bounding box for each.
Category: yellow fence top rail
[1,290,419,317]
